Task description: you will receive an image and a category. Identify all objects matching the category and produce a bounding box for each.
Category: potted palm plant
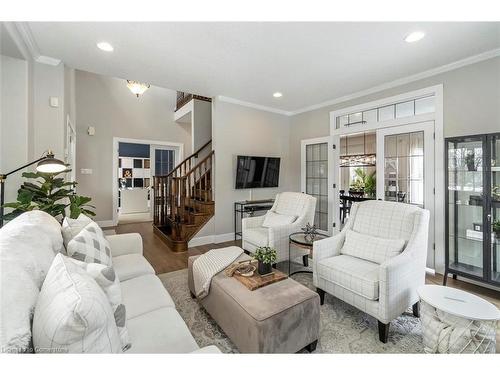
[253,246,277,275]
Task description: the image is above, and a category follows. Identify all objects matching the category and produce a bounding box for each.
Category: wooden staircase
[153,140,214,252]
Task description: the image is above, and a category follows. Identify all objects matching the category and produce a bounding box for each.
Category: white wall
[192,99,212,152]
[32,62,65,160]
[0,55,29,203]
[211,98,293,237]
[74,70,192,222]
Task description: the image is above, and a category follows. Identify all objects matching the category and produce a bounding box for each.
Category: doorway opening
[112,137,183,226]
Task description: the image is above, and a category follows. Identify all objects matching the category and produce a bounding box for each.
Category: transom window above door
[335,95,436,129]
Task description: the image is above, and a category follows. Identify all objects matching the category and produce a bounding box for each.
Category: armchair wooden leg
[304,340,318,353]
[378,321,390,343]
[412,302,420,318]
[316,288,325,305]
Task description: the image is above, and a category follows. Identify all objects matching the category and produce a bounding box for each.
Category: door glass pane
[305,142,328,231]
[385,135,397,157]
[447,138,484,278]
[490,136,500,283]
[410,132,424,156]
[384,131,424,207]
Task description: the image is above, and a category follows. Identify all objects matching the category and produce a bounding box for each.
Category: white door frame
[111,137,184,227]
[330,84,444,273]
[300,136,335,235]
[376,121,435,268]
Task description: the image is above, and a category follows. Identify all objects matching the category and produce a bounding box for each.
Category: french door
[376,121,435,268]
[301,136,335,235]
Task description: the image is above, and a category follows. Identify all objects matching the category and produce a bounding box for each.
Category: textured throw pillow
[32,254,122,353]
[68,257,131,351]
[61,214,93,248]
[262,211,297,228]
[67,222,112,266]
[340,229,405,264]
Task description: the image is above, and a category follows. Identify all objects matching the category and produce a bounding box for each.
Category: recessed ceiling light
[404,31,425,43]
[273,92,283,98]
[97,42,114,52]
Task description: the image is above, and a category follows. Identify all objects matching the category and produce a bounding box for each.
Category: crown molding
[290,48,500,116]
[216,96,293,116]
[13,22,61,66]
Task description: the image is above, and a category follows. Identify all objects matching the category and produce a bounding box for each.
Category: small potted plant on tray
[254,246,277,276]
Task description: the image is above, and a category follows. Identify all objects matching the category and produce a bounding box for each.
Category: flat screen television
[235,156,281,189]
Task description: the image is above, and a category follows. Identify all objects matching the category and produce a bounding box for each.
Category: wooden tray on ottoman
[233,263,288,291]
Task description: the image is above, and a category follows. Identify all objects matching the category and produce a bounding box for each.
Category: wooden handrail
[163,139,212,179]
[183,150,214,178]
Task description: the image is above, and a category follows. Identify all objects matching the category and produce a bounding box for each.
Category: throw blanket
[193,246,243,299]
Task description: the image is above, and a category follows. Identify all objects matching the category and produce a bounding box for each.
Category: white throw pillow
[32,254,122,353]
[262,211,297,228]
[67,222,112,266]
[62,214,93,248]
[68,257,131,351]
[340,229,405,264]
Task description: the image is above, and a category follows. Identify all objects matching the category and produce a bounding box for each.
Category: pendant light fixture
[126,80,150,98]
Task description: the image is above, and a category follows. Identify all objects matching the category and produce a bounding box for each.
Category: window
[335,95,436,129]
[155,149,175,176]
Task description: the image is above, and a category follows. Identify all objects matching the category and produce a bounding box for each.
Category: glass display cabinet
[445,133,500,287]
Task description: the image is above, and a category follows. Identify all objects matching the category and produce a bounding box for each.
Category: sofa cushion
[120,274,175,319]
[340,229,405,264]
[66,222,112,266]
[242,227,269,247]
[126,307,199,353]
[317,255,380,300]
[0,210,63,353]
[112,254,155,281]
[61,214,93,248]
[32,254,122,353]
[262,211,296,228]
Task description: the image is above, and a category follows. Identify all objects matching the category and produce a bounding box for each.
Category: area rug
[158,269,424,353]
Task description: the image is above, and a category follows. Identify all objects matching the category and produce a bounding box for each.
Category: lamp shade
[36,154,67,173]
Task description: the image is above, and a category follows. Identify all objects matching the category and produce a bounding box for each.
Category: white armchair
[313,200,429,343]
[242,192,317,263]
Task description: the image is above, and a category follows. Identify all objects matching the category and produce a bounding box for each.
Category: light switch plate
[49,97,59,107]
[81,168,93,175]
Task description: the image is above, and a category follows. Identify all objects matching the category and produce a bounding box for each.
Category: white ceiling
[25,22,500,112]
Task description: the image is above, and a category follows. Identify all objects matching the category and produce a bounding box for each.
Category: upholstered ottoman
[188,252,320,353]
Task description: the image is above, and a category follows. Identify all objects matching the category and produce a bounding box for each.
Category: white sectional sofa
[0,210,220,354]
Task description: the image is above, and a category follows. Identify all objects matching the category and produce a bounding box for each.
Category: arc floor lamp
[0,150,66,228]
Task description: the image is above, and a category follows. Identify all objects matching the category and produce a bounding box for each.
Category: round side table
[288,232,328,276]
[417,285,500,353]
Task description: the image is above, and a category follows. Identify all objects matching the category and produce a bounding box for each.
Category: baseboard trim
[96,220,117,228]
[188,232,235,248]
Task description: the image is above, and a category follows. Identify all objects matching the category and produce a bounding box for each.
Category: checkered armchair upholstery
[313,200,430,326]
[242,192,317,263]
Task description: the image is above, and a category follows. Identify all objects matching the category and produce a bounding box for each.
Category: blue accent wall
[119,142,150,158]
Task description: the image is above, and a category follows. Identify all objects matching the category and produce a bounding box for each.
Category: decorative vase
[258,260,272,275]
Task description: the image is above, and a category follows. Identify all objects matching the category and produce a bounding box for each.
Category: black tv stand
[234,199,274,241]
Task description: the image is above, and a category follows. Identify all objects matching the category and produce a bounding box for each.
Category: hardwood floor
[113,221,500,309]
